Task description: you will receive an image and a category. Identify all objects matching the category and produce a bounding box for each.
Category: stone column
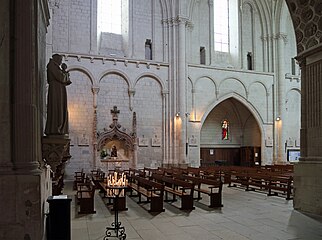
[177,16,188,165]
[275,33,288,163]
[90,0,97,54]
[161,19,169,62]
[208,0,214,65]
[294,46,322,215]
[92,86,99,168]
[0,0,51,239]
[13,0,42,173]
[162,90,169,165]
[261,35,268,72]
[128,88,135,111]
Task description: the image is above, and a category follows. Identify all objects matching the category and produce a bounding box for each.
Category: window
[200,47,206,64]
[221,120,229,140]
[291,58,296,75]
[97,0,122,34]
[247,52,253,70]
[145,39,152,60]
[214,0,229,52]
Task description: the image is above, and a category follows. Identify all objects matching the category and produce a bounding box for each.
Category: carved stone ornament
[42,136,71,172]
[97,106,136,152]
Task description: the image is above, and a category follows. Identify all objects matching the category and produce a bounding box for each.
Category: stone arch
[194,76,218,119]
[67,66,95,85]
[134,73,166,92]
[200,93,264,128]
[195,75,217,90]
[248,81,269,122]
[219,77,247,98]
[98,69,132,89]
[248,81,269,94]
[199,95,264,165]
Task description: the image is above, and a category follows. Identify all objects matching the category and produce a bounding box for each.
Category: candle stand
[103,185,127,240]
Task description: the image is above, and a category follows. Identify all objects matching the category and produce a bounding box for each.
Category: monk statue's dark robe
[45,54,71,136]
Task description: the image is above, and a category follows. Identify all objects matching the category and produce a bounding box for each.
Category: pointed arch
[200,94,264,129]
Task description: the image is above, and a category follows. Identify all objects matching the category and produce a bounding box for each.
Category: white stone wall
[48,0,300,174]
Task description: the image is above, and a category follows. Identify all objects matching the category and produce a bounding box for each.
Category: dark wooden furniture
[152,174,195,210]
[73,169,85,190]
[76,180,96,214]
[128,175,165,212]
[179,174,223,208]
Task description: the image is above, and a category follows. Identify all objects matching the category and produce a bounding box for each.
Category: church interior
[1,0,322,239]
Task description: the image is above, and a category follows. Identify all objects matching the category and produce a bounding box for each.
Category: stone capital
[91,86,100,94]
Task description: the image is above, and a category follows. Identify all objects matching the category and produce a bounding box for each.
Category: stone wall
[48,0,301,176]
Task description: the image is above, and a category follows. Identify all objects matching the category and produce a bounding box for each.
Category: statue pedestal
[42,136,71,195]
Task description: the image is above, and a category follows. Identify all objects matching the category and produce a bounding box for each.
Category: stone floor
[65,181,322,240]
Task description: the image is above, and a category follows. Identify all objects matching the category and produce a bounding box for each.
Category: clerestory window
[97,0,122,34]
[214,0,229,52]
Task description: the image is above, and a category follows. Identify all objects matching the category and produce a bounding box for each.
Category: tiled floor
[65,181,322,240]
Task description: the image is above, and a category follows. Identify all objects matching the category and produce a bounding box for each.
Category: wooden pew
[225,166,293,200]
[152,174,195,210]
[178,174,223,208]
[76,180,96,214]
[73,169,85,190]
[90,169,105,189]
[129,168,145,178]
[267,174,293,200]
[128,175,165,212]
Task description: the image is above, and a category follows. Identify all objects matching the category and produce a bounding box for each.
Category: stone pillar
[177,16,187,165]
[0,0,51,239]
[162,90,169,165]
[294,45,322,215]
[92,86,100,168]
[13,0,42,173]
[90,0,98,54]
[128,88,135,111]
[275,33,288,163]
[208,0,214,65]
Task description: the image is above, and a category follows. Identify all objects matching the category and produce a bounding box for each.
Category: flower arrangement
[100,149,109,159]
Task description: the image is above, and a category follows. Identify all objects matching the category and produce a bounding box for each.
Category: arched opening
[200,98,261,167]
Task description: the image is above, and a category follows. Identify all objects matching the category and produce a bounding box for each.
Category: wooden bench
[76,180,96,214]
[128,175,165,212]
[129,168,145,177]
[73,169,85,190]
[152,174,195,210]
[228,171,250,188]
[90,169,105,189]
[226,167,293,200]
[179,174,223,208]
[267,174,293,200]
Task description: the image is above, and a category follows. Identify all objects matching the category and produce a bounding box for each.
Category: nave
[65,181,322,240]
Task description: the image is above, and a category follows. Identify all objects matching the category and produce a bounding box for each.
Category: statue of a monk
[45,54,72,136]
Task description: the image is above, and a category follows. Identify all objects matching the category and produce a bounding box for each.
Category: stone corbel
[42,136,71,173]
[129,88,136,111]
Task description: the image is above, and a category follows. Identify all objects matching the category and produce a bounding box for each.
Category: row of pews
[196,165,294,200]
[123,167,224,211]
[72,166,223,213]
[72,164,293,215]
